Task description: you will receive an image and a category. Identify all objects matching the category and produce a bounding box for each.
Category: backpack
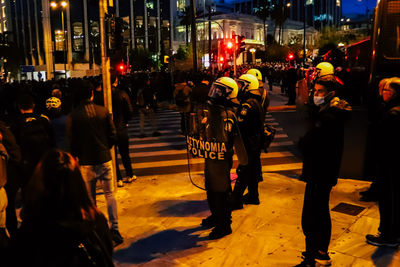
[19,116,51,164]
[71,230,114,267]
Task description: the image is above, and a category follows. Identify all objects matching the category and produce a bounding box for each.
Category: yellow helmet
[247,68,262,82]
[208,77,239,105]
[315,62,334,78]
[238,74,260,96]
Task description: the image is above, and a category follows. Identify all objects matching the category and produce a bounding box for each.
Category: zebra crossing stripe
[118,108,301,176]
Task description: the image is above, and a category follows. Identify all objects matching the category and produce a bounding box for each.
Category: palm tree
[271,1,290,44]
[254,0,273,52]
[178,6,191,46]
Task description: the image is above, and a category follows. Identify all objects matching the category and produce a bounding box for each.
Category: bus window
[383,0,400,58]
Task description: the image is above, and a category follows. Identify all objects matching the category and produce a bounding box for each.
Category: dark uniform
[233,96,263,207]
[200,105,247,239]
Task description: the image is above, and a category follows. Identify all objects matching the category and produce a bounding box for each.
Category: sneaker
[314,251,331,266]
[209,226,232,240]
[201,215,216,228]
[117,180,124,187]
[243,193,260,205]
[124,174,137,183]
[366,233,400,247]
[152,131,161,137]
[294,251,316,267]
[110,229,123,246]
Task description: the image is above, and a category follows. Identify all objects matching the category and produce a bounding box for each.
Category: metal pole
[190,0,197,71]
[130,0,135,50]
[62,10,67,79]
[157,0,161,56]
[303,0,306,66]
[233,35,236,77]
[208,5,212,73]
[144,0,148,49]
[100,0,117,188]
[41,0,53,79]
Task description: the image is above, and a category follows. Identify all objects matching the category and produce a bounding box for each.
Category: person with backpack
[9,149,114,267]
[8,94,54,237]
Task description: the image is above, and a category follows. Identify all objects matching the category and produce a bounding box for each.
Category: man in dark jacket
[66,80,123,246]
[366,78,400,247]
[296,75,351,267]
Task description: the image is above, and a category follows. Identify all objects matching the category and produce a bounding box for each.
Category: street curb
[268,105,297,111]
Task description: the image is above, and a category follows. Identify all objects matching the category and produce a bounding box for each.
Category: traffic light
[164,55,170,64]
[227,41,233,49]
[219,56,225,63]
[105,15,116,51]
[237,35,245,54]
[287,52,295,61]
[117,63,126,73]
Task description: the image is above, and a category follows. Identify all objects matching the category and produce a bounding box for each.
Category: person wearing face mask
[366,78,400,248]
[296,75,351,267]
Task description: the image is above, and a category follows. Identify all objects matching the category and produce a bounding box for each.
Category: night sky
[342,0,377,15]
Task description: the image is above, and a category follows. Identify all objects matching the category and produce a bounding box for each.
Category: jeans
[80,161,119,230]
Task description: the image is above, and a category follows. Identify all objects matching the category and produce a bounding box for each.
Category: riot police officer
[197,77,247,239]
[247,68,270,116]
[232,74,264,209]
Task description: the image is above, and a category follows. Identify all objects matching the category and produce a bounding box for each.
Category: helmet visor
[237,79,249,93]
[208,83,231,99]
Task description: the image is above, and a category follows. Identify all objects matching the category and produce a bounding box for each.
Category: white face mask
[313,96,325,106]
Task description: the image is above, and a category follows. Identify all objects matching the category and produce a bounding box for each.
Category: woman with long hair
[10,149,114,267]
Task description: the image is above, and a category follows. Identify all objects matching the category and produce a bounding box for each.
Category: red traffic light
[219,56,225,62]
[117,63,125,72]
[287,53,295,60]
[227,41,233,49]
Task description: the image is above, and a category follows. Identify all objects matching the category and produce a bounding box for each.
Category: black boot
[209,192,232,240]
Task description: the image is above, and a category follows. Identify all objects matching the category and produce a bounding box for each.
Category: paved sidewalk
[96,172,400,266]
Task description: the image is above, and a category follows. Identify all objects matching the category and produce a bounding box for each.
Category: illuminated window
[2,6,5,18]
[55,30,65,51]
[1,0,4,4]
[177,0,185,11]
[3,20,6,31]
[72,22,84,51]
[336,0,340,7]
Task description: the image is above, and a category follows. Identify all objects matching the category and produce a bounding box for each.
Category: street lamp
[50,1,68,79]
[250,48,256,64]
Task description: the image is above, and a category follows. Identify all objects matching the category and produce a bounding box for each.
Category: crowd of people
[0,61,398,266]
